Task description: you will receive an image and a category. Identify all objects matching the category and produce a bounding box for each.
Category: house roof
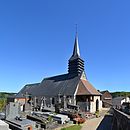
[100,90,112,98]
[112,96,125,106]
[113,96,125,101]
[100,90,109,94]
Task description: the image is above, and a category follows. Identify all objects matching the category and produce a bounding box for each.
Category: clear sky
[0,0,130,92]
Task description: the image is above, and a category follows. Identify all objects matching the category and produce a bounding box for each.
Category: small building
[14,34,102,113]
[100,90,112,108]
[112,96,130,109]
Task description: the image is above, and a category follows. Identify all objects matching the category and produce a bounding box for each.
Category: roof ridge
[43,73,68,80]
[25,83,40,86]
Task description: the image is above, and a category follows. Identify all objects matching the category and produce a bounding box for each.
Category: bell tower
[68,33,84,77]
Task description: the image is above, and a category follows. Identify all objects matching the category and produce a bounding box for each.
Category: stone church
[15,34,102,113]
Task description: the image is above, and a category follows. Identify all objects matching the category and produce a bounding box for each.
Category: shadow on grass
[96,115,113,130]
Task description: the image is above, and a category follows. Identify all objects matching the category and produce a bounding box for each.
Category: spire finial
[76,24,77,35]
[72,24,80,57]
[75,24,78,38]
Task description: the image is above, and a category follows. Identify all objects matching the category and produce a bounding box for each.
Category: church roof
[15,83,40,98]
[15,74,80,98]
[77,79,101,95]
[32,74,80,97]
[16,74,101,98]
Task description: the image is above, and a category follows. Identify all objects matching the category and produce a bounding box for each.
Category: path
[81,108,113,130]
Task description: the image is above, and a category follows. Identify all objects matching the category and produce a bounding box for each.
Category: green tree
[0,98,6,112]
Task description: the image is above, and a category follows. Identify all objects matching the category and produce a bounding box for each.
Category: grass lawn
[61,125,82,130]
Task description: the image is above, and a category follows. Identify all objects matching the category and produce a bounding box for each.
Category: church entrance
[96,99,99,111]
[76,95,90,112]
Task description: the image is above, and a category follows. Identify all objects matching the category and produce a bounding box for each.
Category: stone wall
[90,96,102,113]
[112,108,130,130]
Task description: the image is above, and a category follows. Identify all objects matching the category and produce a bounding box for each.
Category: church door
[96,99,99,111]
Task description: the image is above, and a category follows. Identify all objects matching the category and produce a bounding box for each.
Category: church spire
[72,33,80,57]
[68,32,84,77]
[70,31,81,61]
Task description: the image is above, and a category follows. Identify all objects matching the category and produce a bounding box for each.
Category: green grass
[61,125,82,130]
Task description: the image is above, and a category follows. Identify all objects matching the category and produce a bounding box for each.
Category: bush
[48,115,53,122]
[95,110,99,118]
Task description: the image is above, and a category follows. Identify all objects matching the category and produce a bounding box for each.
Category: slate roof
[15,83,40,98]
[112,96,125,106]
[15,74,80,98]
[16,73,101,98]
[32,74,80,97]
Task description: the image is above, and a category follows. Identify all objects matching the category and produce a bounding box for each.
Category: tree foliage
[0,92,16,112]
[111,91,130,98]
[0,99,6,112]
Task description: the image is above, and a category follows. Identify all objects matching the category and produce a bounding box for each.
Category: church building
[15,34,102,113]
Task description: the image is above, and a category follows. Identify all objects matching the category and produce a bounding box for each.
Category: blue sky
[0,0,130,92]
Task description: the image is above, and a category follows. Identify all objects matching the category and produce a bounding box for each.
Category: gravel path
[81,117,104,130]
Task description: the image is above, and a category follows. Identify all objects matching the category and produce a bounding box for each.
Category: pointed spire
[72,33,80,57]
[72,24,80,57]
[68,28,84,76]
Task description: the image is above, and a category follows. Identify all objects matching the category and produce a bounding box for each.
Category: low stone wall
[112,108,130,130]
